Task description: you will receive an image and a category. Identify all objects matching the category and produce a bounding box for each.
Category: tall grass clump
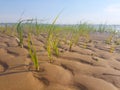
[68,28,76,51]
[1,24,14,36]
[53,40,59,57]
[47,33,53,62]
[52,32,60,57]
[28,33,39,71]
[77,23,92,48]
[35,19,41,36]
[62,23,92,51]
[97,24,107,32]
[46,15,60,62]
[16,20,24,48]
[0,26,5,33]
[16,19,33,48]
[105,28,116,44]
[69,35,74,51]
[64,25,80,51]
[108,29,116,53]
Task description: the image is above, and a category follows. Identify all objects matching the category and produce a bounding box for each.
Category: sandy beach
[0,31,120,90]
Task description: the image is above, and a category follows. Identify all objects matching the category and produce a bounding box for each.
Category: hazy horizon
[1,0,120,24]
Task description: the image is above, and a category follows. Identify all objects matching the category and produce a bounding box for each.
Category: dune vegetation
[1,17,120,90]
[0,18,120,71]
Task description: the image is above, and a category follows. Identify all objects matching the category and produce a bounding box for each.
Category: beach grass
[28,33,39,71]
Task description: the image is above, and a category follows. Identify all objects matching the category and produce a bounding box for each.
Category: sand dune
[0,32,120,90]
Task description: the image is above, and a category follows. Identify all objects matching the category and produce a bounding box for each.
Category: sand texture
[0,32,120,90]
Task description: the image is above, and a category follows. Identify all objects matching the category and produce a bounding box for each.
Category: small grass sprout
[110,45,115,53]
[68,32,75,51]
[105,35,113,44]
[69,39,74,51]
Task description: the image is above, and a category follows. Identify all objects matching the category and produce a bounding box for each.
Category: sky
[0,0,120,24]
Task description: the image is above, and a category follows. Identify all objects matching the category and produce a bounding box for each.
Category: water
[1,23,120,32]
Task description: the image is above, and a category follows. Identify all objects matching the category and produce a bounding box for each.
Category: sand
[0,32,120,90]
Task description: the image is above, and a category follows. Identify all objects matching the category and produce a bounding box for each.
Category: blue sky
[0,0,120,24]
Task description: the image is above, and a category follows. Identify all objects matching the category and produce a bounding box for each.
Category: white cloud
[105,4,120,13]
